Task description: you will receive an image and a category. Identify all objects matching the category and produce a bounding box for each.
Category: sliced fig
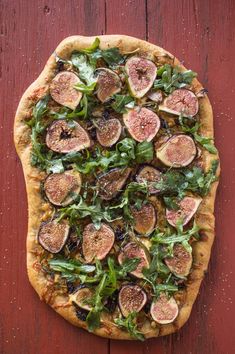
[118,285,147,317]
[125,57,157,98]
[97,168,131,200]
[147,90,164,103]
[150,294,179,324]
[96,118,122,147]
[166,196,202,227]
[38,219,70,253]
[44,170,82,206]
[50,71,83,110]
[164,243,192,277]
[96,68,122,102]
[159,89,199,117]
[123,108,160,142]
[131,203,156,235]
[46,120,91,153]
[82,223,115,263]
[136,165,161,194]
[156,134,197,168]
[71,287,94,311]
[118,242,150,278]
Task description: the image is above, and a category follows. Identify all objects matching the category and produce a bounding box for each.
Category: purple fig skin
[136,165,162,194]
[118,284,147,317]
[164,243,193,277]
[166,196,202,227]
[125,57,157,98]
[156,134,197,168]
[150,294,179,324]
[96,68,122,102]
[50,71,82,110]
[118,242,150,278]
[46,120,91,153]
[123,107,160,142]
[97,168,132,200]
[160,89,199,117]
[82,223,115,263]
[44,171,82,207]
[71,287,94,311]
[131,203,156,235]
[96,118,122,147]
[38,219,70,254]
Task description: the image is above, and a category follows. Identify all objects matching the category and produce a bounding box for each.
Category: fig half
[71,287,94,311]
[131,203,156,235]
[136,165,161,194]
[97,168,131,200]
[125,57,157,98]
[123,108,160,142]
[46,120,91,153]
[96,68,122,102]
[96,118,122,147]
[118,242,150,278]
[50,71,83,110]
[44,170,82,206]
[118,285,147,317]
[159,89,199,117]
[38,219,70,253]
[156,134,197,168]
[164,243,192,277]
[166,196,202,227]
[82,223,115,263]
[150,294,179,324]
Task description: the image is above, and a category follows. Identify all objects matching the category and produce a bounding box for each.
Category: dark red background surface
[0,1,235,353]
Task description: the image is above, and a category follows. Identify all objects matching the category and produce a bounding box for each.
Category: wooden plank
[0,1,108,354]
[147,1,235,353]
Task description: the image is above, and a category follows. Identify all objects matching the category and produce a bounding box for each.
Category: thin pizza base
[14,35,220,339]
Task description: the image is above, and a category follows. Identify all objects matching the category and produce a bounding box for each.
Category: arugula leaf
[135,141,154,163]
[74,82,97,95]
[90,47,124,67]
[114,312,145,341]
[71,52,97,85]
[154,64,197,94]
[179,115,218,154]
[116,258,141,278]
[163,196,179,210]
[57,195,120,230]
[111,94,135,113]
[80,37,100,54]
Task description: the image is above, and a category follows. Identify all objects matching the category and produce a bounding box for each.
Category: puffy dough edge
[14,35,220,340]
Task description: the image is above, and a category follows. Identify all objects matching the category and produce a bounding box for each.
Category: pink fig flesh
[118,242,150,278]
[125,57,157,98]
[72,287,94,311]
[164,243,192,277]
[50,71,83,110]
[38,219,70,254]
[166,196,202,227]
[150,294,179,324]
[118,285,147,317]
[123,108,160,142]
[46,120,91,153]
[82,223,115,263]
[44,171,82,206]
[96,68,122,102]
[131,203,156,235]
[156,134,197,167]
[136,165,161,194]
[160,89,199,117]
[96,118,122,147]
[97,168,131,200]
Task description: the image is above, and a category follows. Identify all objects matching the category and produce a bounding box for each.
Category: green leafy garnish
[179,115,218,154]
[74,82,97,95]
[154,64,197,94]
[80,37,100,54]
[48,258,95,281]
[71,52,97,86]
[111,94,135,113]
[114,312,145,341]
[163,196,180,210]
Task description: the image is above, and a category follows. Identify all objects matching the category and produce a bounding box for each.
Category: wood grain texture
[0,0,234,353]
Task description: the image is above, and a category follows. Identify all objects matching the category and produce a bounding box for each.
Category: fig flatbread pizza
[14,35,220,340]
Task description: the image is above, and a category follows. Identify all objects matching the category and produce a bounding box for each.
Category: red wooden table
[0,1,235,353]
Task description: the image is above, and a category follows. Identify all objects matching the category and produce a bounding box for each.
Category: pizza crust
[14,35,220,340]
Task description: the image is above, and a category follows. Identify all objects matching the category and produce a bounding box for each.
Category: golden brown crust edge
[14,35,220,340]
